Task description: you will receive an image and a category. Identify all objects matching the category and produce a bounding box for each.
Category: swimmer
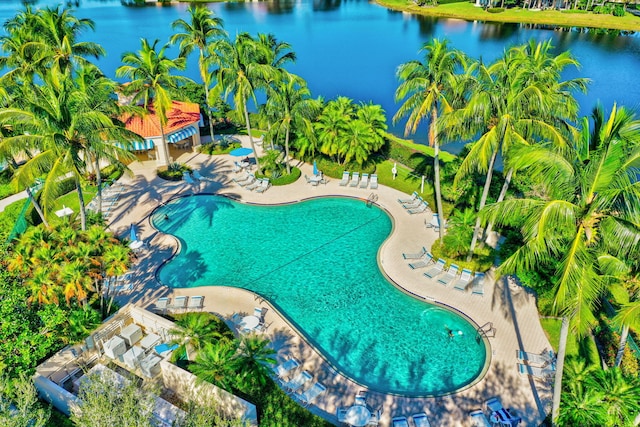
[446,327,454,339]
[164,214,169,221]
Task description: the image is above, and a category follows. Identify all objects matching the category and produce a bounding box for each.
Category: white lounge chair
[424,258,446,278]
[359,173,369,188]
[403,197,423,209]
[367,408,382,426]
[453,269,473,291]
[183,172,196,185]
[408,201,429,215]
[518,363,554,379]
[192,170,206,181]
[233,172,252,184]
[469,410,492,427]
[155,297,169,312]
[411,413,432,427]
[403,247,427,260]
[437,264,459,286]
[297,381,326,407]
[339,171,350,186]
[255,178,270,193]
[408,252,434,270]
[370,173,378,189]
[398,191,418,204]
[392,416,409,427]
[245,179,261,191]
[187,295,204,310]
[170,295,187,311]
[274,356,300,379]
[283,370,312,392]
[238,175,256,187]
[355,389,368,406]
[349,172,360,187]
[426,213,440,229]
[472,272,486,296]
[517,349,555,366]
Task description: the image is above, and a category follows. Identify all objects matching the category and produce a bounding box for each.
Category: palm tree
[316,96,354,163]
[482,105,640,425]
[394,39,465,240]
[0,70,130,230]
[191,341,240,391]
[235,334,276,392]
[171,6,226,140]
[612,297,640,369]
[264,71,318,174]
[213,33,294,170]
[169,312,223,362]
[116,38,189,167]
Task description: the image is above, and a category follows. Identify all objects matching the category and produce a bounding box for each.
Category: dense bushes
[198,141,241,155]
[256,166,301,186]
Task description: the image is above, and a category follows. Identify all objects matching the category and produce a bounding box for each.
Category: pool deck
[107,136,552,427]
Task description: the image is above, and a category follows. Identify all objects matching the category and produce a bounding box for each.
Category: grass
[540,317,580,358]
[376,0,640,31]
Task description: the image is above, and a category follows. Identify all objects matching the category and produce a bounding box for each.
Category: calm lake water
[2,0,639,147]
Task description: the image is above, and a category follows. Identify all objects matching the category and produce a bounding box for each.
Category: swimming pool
[154,195,488,396]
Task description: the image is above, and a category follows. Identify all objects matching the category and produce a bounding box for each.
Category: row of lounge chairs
[403,248,486,295]
[183,170,209,185]
[397,191,429,215]
[88,182,125,220]
[470,397,522,427]
[392,413,432,427]
[232,173,271,193]
[273,355,327,407]
[154,295,204,312]
[338,171,378,189]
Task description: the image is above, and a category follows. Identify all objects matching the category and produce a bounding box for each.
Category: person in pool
[446,327,454,339]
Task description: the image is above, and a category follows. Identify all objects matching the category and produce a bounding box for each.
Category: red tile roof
[121,101,201,138]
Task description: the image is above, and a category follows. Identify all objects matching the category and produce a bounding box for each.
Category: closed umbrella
[313,160,318,176]
[130,224,137,242]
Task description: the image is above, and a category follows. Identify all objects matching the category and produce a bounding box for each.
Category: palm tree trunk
[75,175,87,231]
[25,186,49,227]
[431,107,445,241]
[551,317,569,426]
[467,150,498,262]
[284,128,291,175]
[614,324,629,368]
[244,105,261,170]
[95,156,103,215]
[200,50,216,142]
[484,167,513,240]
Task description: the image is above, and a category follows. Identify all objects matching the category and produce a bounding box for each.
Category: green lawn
[540,317,599,365]
[376,0,640,31]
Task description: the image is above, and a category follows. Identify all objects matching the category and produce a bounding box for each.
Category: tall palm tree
[0,70,130,230]
[316,96,354,163]
[394,39,465,240]
[482,105,640,425]
[264,71,318,174]
[612,296,640,369]
[212,33,294,170]
[171,6,226,140]
[481,40,588,240]
[444,41,586,261]
[116,38,189,167]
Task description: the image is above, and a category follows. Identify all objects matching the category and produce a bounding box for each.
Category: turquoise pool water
[154,195,487,396]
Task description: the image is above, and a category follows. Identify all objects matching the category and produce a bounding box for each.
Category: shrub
[256,167,301,186]
[314,157,376,179]
[157,163,192,181]
[0,168,17,200]
[613,4,625,16]
[430,239,494,273]
[198,141,241,155]
[486,7,505,13]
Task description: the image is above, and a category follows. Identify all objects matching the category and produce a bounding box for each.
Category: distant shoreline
[374,0,640,32]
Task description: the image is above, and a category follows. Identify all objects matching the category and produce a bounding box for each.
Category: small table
[309,175,322,185]
[55,206,73,217]
[129,240,144,251]
[344,405,371,427]
[239,315,260,332]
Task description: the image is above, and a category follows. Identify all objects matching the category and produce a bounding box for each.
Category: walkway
[105,137,552,427]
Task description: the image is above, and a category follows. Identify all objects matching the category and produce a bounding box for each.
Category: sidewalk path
[0,190,28,212]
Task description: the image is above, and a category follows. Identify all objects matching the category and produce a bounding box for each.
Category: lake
[2,0,639,147]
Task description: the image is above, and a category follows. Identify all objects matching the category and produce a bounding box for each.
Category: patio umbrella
[130,224,138,242]
[313,160,318,176]
[229,147,253,157]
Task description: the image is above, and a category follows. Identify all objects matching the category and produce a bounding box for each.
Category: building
[34,304,257,426]
[119,101,203,167]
